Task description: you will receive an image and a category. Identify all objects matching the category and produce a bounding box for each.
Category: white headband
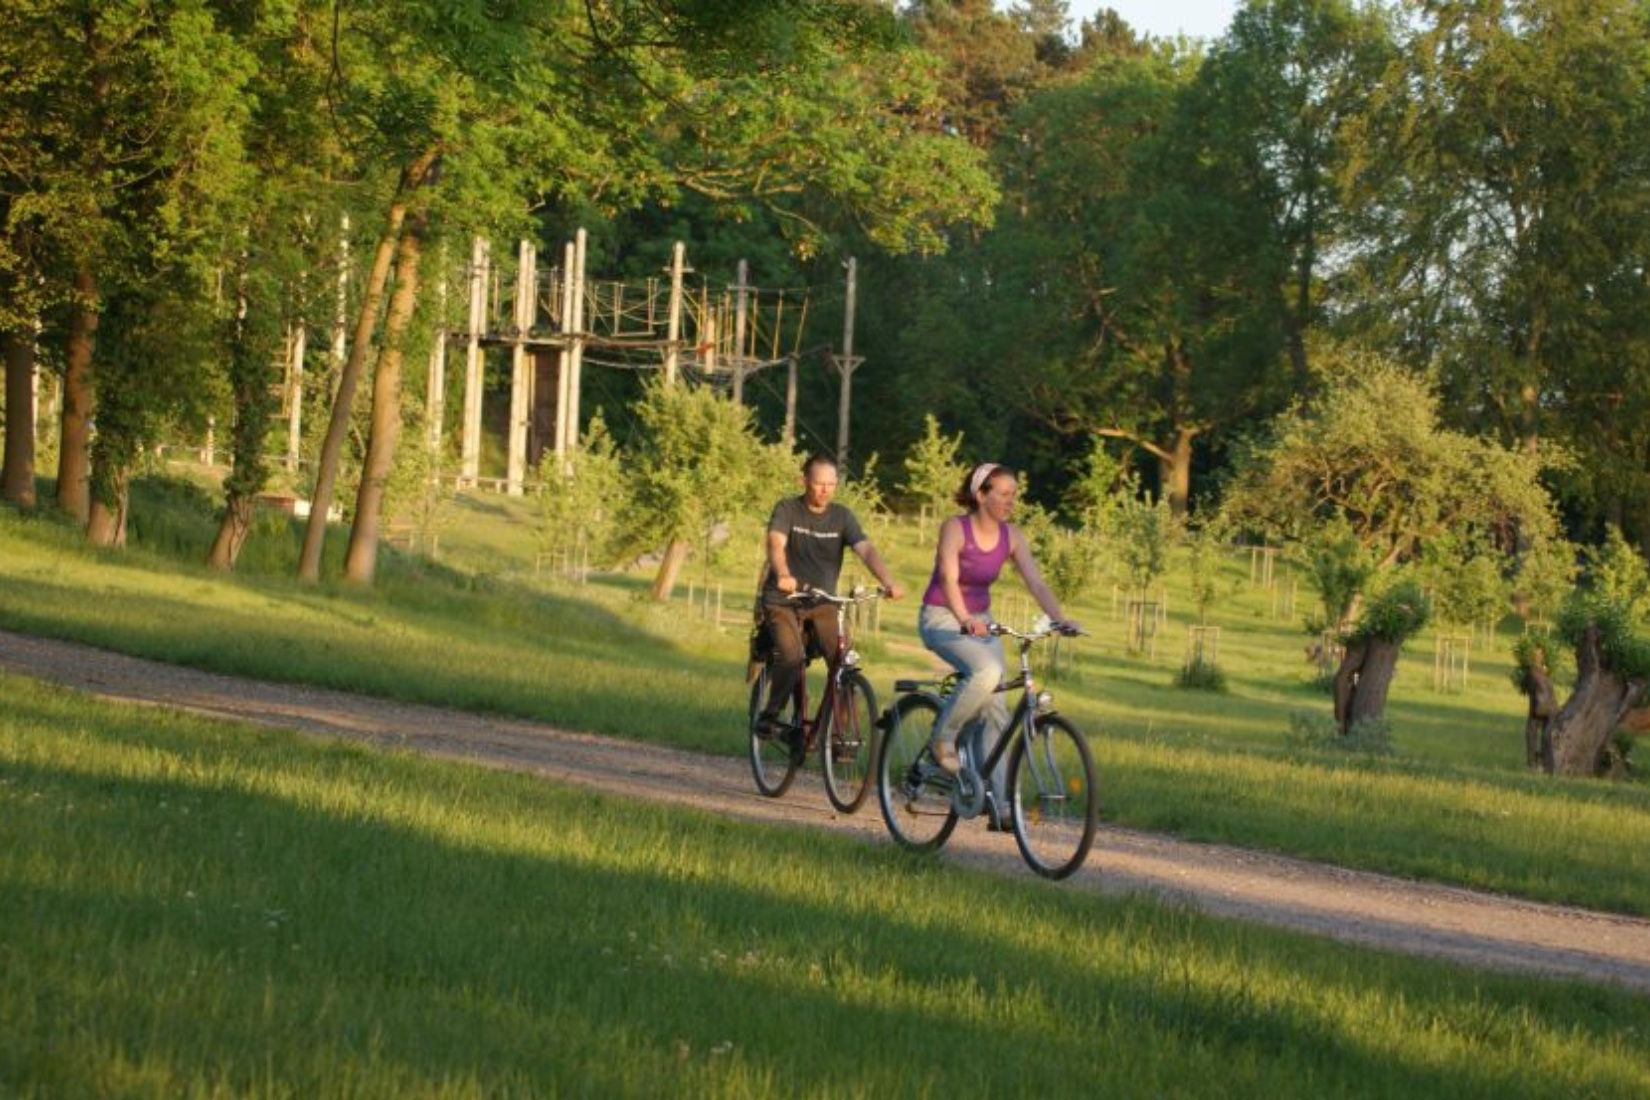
[968,463,1000,499]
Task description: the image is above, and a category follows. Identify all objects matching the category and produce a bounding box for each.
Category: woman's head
[955,463,1017,513]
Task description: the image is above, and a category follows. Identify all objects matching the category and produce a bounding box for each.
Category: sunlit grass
[3,490,1649,918]
[4,678,1648,1099]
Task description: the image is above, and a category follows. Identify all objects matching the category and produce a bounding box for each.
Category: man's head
[800,453,840,512]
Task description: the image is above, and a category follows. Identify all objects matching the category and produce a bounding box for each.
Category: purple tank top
[922,516,1012,614]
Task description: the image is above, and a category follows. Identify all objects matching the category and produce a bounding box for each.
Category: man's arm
[766,529,799,594]
[853,539,905,599]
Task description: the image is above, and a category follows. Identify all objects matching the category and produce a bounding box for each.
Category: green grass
[2,484,1649,919]
[5,675,1648,1099]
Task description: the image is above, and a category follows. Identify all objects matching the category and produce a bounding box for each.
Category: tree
[1531,592,1650,777]
[1221,349,1562,575]
[899,414,966,518]
[624,379,784,601]
[1344,0,1650,545]
[534,413,628,574]
[1333,577,1429,736]
[1514,531,1650,777]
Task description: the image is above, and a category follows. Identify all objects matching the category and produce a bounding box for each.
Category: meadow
[5,480,1650,1097]
[5,673,1649,1098]
[3,479,1647,914]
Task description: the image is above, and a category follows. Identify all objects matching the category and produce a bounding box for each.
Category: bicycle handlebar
[988,620,1086,641]
[787,585,887,605]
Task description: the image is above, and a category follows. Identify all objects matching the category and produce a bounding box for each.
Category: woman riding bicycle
[918,464,1078,806]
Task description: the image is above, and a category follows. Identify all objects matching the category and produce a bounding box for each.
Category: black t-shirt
[763,496,866,599]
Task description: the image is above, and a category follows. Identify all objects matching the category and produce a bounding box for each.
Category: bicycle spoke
[1007,714,1098,879]
[876,693,958,851]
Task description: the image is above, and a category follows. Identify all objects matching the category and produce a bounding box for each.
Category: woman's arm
[1008,525,1067,623]
[934,517,987,635]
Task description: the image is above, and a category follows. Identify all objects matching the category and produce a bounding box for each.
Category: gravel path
[5,627,1649,995]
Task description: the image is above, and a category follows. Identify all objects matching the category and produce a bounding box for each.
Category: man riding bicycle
[755,454,905,748]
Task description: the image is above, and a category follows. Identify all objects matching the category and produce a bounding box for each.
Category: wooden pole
[460,235,488,486]
[505,239,537,495]
[732,259,748,403]
[285,322,306,472]
[554,240,575,461]
[567,227,586,451]
[834,256,860,466]
[664,241,685,386]
[784,354,797,447]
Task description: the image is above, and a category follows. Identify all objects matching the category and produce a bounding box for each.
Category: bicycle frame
[781,590,864,745]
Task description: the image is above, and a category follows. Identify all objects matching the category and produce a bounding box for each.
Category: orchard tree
[625,379,787,601]
[1513,528,1650,778]
[1333,577,1430,737]
[1221,349,1562,578]
[899,414,966,519]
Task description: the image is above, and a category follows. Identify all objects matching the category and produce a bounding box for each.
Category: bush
[1174,657,1227,692]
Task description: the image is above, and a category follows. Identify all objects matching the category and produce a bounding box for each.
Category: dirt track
[5,627,1649,996]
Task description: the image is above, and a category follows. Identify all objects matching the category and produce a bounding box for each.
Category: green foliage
[1416,532,1508,631]
[1580,525,1650,623]
[1223,350,1563,579]
[1555,590,1650,682]
[899,413,965,517]
[1016,499,1106,605]
[1183,519,1234,625]
[1513,535,1579,627]
[1510,633,1565,697]
[1107,489,1177,594]
[1347,578,1430,646]
[1175,656,1227,692]
[534,414,629,570]
[623,379,777,553]
[1062,439,1129,529]
[833,452,887,520]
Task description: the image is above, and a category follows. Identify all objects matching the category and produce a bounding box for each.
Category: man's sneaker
[784,723,807,766]
[929,740,961,776]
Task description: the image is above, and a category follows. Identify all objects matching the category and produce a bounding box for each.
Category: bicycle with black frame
[748,586,884,813]
[875,618,1098,879]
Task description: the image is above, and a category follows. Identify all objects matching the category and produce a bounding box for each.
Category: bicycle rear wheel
[876,692,958,851]
[1007,713,1098,880]
[748,665,800,798]
[822,671,879,814]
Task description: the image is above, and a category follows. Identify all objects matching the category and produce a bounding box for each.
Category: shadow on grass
[5,688,1647,1099]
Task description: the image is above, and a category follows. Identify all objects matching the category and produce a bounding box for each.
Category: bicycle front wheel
[1007,713,1098,880]
[822,671,878,814]
[876,692,958,852]
[748,665,800,798]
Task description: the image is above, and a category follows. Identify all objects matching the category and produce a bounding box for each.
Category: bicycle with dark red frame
[748,586,883,813]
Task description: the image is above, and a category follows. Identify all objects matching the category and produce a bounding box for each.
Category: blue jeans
[918,604,1009,802]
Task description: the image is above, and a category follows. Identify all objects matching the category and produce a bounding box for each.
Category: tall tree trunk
[84,466,128,547]
[2,327,37,508]
[1332,636,1402,734]
[343,214,425,585]
[297,148,439,583]
[208,256,278,572]
[207,495,255,570]
[1545,624,1645,777]
[1157,426,1196,520]
[651,538,691,601]
[57,266,97,523]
